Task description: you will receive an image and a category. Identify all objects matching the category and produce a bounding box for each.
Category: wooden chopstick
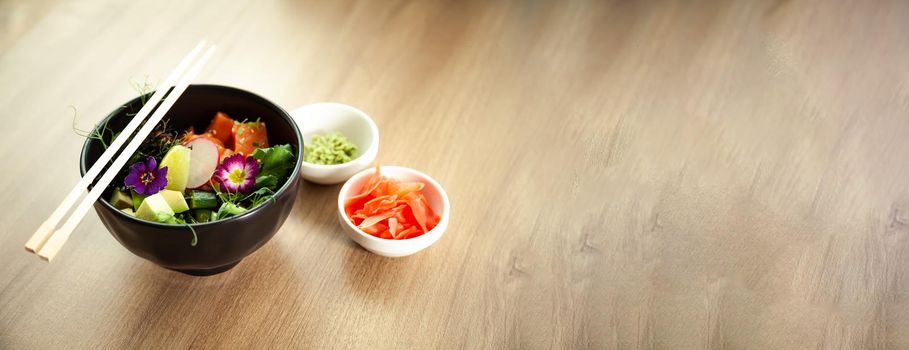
[25,40,211,253]
[25,41,207,254]
[32,44,216,262]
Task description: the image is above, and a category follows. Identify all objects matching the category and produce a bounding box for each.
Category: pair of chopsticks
[24,41,216,262]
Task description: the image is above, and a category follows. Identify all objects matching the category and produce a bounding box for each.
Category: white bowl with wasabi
[290,102,379,185]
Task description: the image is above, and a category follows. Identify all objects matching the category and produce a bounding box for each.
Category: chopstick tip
[24,221,54,255]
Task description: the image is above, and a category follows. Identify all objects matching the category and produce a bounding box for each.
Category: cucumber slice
[193,209,215,223]
[188,191,218,209]
[130,190,147,211]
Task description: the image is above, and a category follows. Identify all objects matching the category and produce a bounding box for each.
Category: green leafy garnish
[245,187,276,207]
[252,144,295,190]
[188,224,198,247]
[216,202,247,219]
[127,76,155,116]
[71,106,113,150]
[253,175,277,190]
[182,214,199,247]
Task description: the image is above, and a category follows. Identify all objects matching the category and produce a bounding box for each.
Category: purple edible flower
[124,156,168,195]
[214,153,259,194]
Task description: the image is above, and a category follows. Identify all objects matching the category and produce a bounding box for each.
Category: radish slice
[185,138,220,189]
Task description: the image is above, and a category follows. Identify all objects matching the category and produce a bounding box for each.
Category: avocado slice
[158,189,190,213]
[135,193,175,223]
[109,189,133,210]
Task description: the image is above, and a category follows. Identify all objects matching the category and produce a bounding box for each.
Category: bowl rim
[79,84,304,229]
[290,102,380,170]
[337,165,450,244]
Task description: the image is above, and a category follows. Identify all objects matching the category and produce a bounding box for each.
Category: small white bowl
[337,166,450,257]
[290,102,379,185]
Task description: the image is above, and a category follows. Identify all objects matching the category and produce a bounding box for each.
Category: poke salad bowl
[80,84,303,276]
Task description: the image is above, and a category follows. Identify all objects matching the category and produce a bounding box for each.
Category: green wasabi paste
[303,132,359,165]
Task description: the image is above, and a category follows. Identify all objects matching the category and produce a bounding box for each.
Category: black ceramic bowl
[80,85,302,276]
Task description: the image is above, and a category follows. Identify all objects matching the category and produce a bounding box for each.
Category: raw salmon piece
[232,120,268,155]
[206,112,235,144]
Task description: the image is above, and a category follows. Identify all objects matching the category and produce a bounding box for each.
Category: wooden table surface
[3,0,909,348]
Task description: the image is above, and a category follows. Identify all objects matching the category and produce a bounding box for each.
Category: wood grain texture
[2,0,909,348]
